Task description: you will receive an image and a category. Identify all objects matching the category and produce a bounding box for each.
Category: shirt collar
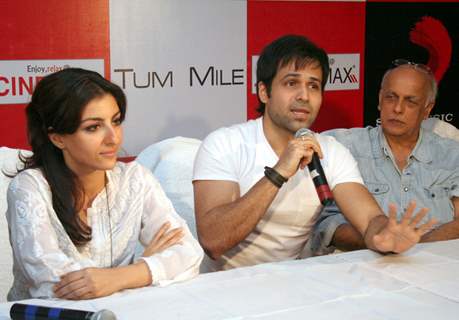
[105,168,117,203]
[369,126,388,159]
[375,126,432,164]
[410,128,433,163]
[91,168,116,209]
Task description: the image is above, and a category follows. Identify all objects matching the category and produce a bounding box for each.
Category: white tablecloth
[2,239,459,319]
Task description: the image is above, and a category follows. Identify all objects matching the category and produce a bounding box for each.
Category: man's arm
[421,197,459,242]
[308,204,365,255]
[332,223,366,251]
[332,182,385,251]
[193,178,280,259]
[333,182,435,253]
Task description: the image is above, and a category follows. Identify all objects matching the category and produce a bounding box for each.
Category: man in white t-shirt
[192,35,435,271]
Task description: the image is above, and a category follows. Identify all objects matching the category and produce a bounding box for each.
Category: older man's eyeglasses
[392,59,432,74]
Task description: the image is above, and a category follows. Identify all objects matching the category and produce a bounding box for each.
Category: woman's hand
[54,261,152,300]
[54,267,120,300]
[142,221,184,257]
[53,222,185,299]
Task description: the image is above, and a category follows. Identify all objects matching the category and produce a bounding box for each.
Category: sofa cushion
[0,147,30,301]
[136,137,201,238]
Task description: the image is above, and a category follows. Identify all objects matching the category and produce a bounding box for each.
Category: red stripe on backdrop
[367,0,459,2]
[0,0,110,149]
[247,1,366,131]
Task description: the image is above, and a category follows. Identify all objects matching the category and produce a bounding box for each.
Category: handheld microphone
[295,128,333,206]
[10,303,116,320]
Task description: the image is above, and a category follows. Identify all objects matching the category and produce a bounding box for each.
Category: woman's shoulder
[7,168,52,211]
[9,168,48,191]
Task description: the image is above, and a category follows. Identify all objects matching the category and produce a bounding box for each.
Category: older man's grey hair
[380,65,438,105]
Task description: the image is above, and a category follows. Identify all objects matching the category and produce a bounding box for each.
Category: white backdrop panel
[110,0,247,155]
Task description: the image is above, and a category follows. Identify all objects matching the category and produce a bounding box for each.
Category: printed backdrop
[1,0,458,155]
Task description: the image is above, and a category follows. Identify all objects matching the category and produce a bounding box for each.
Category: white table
[2,239,459,319]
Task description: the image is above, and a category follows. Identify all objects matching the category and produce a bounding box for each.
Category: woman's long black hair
[18,68,126,245]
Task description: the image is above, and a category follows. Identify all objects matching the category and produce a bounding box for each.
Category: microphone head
[295,128,314,139]
[92,309,117,320]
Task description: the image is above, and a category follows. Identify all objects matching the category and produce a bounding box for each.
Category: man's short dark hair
[256,34,330,114]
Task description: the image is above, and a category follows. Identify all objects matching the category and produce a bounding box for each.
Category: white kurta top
[6,161,203,301]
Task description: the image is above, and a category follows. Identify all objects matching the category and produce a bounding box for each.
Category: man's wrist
[264,166,288,188]
[364,214,389,252]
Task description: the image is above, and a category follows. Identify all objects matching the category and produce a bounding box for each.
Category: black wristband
[264,166,288,188]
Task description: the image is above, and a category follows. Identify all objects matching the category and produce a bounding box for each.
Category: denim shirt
[305,126,459,256]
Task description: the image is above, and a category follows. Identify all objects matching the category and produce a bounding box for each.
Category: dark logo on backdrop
[410,16,452,84]
[364,3,458,128]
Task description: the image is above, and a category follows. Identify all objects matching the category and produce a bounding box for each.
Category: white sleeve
[137,166,203,286]
[321,135,364,190]
[192,128,239,182]
[6,173,93,299]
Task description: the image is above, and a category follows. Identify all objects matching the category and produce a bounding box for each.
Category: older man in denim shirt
[306,61,459,255]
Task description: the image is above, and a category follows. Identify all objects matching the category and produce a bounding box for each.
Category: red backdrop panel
[247,0,366,132]
[0,0,110,149]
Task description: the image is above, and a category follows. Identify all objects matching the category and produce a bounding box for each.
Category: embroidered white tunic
[6,161,203,301]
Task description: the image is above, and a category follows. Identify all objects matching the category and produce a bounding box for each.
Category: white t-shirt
[193,117,363,271]
[7,161,203,301]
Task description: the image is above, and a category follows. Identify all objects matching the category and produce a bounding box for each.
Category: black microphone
[10,303,116,320]
[295,128,333,206]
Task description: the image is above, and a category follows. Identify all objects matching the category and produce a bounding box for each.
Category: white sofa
[422,117,459,141]
[136,137,201,238]
[0,147,29,302]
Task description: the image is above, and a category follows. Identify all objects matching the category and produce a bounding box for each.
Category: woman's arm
[53,220,186,300]
[6,172,94,299]
[53,261,151,299]
[137,166,204,286]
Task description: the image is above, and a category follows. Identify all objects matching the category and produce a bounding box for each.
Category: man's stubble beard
[266,105,316,134]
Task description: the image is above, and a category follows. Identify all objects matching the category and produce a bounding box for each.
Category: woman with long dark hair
[6,68,203,301]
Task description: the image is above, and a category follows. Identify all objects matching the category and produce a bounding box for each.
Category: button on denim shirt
[305,125,459,256]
